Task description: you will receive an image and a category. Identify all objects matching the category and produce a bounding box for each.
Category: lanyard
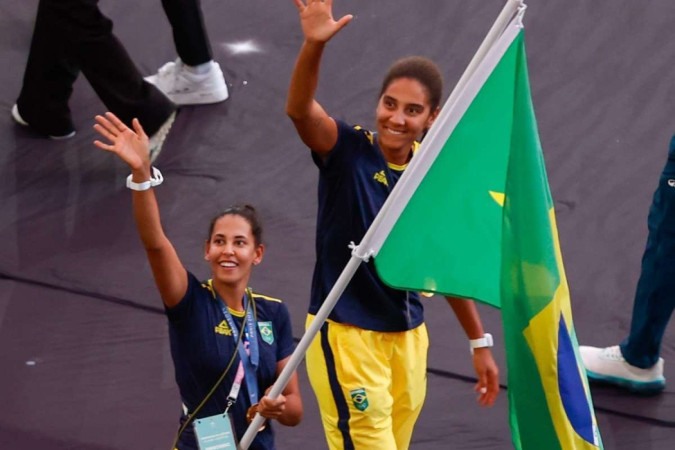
[218,289,260,411]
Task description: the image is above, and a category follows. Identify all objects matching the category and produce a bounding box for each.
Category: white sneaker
[579,345,666,394]
[148,111,176,163]
[11,104,76,140]
[145,59,229,105]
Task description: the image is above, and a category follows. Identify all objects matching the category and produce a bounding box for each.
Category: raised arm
[445,296,500,407]
[93,113,187,308]
[286,0,353,156]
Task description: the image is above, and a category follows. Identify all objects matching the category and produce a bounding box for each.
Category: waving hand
[293,0,353,43]
[93,113,150,171]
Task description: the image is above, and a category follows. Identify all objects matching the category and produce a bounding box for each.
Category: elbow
[285,105,304,123]
[290,409,303,426]
[142,243,165,254]
[285,98,312,123]
[280,411,303,427]
[287,418,302,427]
[279,396,303,427]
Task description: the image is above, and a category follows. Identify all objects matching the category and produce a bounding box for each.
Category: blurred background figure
[145,0,229,106]
[580,136,675,395]
[12,0,176,161]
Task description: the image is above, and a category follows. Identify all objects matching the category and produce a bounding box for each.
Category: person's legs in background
[14,0,176,160]
[146,0,228,105]
[14,0,80,139]
[580,136,675,394]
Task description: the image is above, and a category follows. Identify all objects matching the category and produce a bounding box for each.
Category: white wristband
[469,333,493,354]
[126,167,163,191]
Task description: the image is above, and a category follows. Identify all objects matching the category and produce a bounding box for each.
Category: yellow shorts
[305,315,429,450]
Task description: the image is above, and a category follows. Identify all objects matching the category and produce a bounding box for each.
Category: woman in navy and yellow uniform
[286,1,499,449]
[92,112,303,449]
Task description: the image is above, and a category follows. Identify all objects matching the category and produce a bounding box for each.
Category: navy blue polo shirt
[309,120,424,332]
[167,272,295,450]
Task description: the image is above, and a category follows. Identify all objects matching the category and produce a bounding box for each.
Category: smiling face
[204,214,264,290]
[375,77,439,160]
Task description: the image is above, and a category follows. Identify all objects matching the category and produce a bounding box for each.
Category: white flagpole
[238,1,525,448]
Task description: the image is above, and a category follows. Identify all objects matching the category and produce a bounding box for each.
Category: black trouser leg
[16,0,78,136]
[17,0,176,136]
[161,0,212,66]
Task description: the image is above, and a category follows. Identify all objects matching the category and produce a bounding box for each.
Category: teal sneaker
[580,345,665,394]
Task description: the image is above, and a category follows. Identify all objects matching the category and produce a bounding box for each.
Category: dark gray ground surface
[1,1,674,448]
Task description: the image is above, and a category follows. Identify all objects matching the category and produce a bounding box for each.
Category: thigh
[390,324,429,450]
[305,315,397,450]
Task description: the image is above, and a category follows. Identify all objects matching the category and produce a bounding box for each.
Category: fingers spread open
[104,112,128,133]
[93,123,117,143]
[131,118,147,140]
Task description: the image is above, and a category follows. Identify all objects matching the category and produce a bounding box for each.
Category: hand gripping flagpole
[238,1,525,448]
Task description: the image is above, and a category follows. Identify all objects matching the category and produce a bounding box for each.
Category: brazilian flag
[371,18,603,450]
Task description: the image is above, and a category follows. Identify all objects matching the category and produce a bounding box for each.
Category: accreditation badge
[193,413,237,450]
